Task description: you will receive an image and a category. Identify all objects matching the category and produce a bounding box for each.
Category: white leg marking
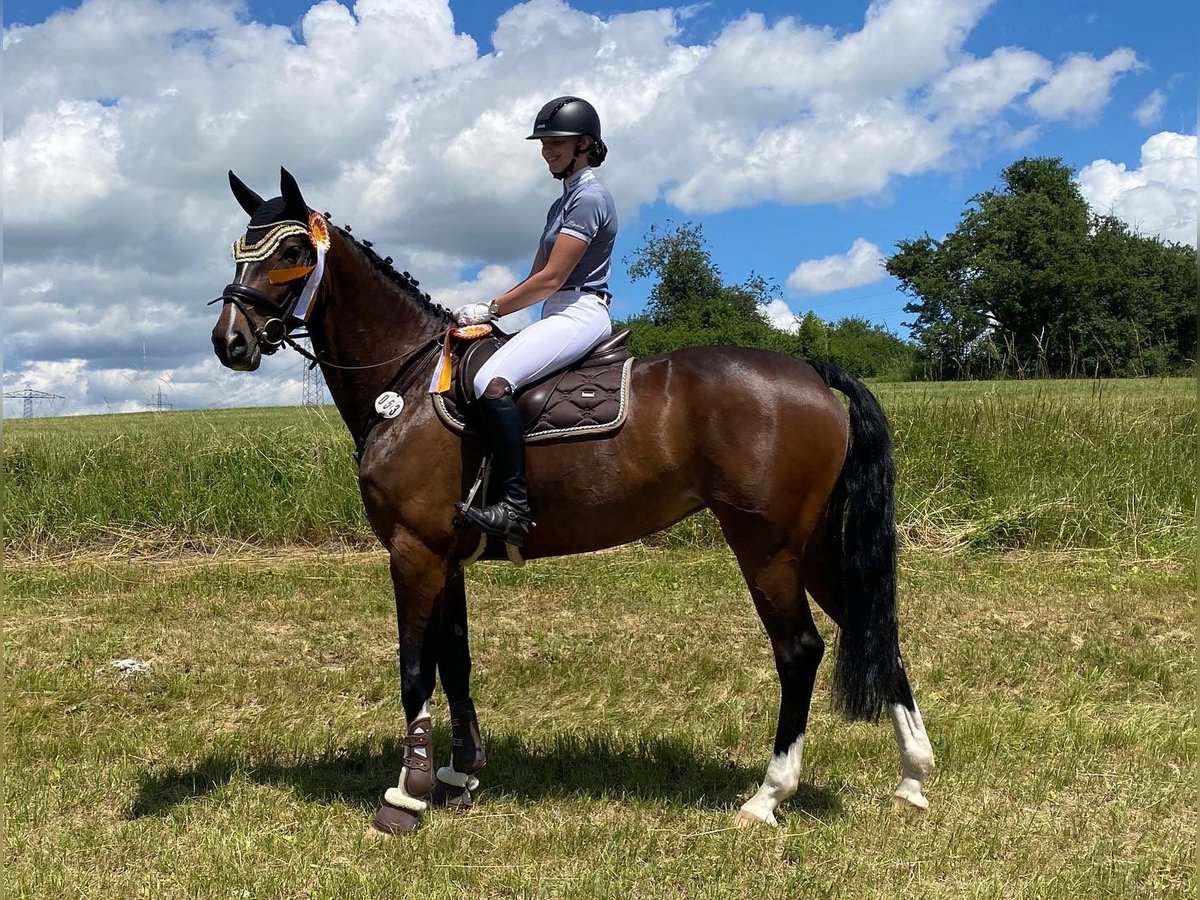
[739,735,805,826]
[889,699,934,810]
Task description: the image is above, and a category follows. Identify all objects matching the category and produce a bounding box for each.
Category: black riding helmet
[526,96,608,173]
[526,96,602,141]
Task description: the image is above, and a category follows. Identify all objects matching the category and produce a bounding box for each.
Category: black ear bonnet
[229,168,310,247]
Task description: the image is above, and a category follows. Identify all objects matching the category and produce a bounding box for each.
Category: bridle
[208,219,320,355]
[210,215,452,454]
[213,282,302,352]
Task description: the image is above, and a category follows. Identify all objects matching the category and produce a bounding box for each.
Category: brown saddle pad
[433,328,634,443]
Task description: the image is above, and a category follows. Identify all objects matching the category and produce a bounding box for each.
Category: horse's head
[211,167,329,371]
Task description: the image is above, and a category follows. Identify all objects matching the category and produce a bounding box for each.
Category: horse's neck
[311,235,444,442]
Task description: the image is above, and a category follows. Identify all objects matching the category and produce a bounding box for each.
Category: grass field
[4,377,1195,556]
[5,546,1193,899]
[5,377,1196,898]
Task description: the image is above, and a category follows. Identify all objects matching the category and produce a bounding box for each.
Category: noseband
[211,281,299,350]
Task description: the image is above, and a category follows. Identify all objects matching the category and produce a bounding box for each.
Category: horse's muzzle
[212,299,263,371]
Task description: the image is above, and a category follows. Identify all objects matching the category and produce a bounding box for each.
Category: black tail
[808,360,902,722]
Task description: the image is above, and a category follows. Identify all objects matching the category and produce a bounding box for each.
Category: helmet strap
[552,138,588,181]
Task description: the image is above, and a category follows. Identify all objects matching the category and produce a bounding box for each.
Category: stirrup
[457,500,534,547]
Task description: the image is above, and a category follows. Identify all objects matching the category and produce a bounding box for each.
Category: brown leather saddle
[433,328,634,442]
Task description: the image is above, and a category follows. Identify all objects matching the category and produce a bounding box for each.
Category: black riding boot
[461,388,533,546]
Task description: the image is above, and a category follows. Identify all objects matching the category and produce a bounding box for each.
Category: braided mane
[326,214,453,325]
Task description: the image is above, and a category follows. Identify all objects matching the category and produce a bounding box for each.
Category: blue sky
[3,0,1196,414]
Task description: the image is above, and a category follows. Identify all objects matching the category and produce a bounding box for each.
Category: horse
[210,168,934,835]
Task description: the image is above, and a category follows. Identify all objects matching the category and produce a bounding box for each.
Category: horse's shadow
[129,727,844,823]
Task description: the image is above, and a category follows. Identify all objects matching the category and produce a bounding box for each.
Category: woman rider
[451,96,617,547]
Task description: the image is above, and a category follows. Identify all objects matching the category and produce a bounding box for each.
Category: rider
[451,96,617,547]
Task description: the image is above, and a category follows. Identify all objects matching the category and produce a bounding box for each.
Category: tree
[887,156,1196,378]
[626,221,726,325]
[619,221,809,357]
[1080,216,1197,375]
[619,220,920,378]
[826,316,917,380]
[887,233,993,378]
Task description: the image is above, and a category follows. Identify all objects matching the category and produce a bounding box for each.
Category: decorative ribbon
[290,211,331,323]
[429,332,453,394]
[267,264,316,285]
[427,325,492,394]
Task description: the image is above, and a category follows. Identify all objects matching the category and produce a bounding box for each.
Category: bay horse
[210,168,933,835]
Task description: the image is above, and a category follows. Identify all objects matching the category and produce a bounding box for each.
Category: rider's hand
[452,302,493,326]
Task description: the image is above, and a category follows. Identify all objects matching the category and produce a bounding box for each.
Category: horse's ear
[279,167,308,215]
[228,170,264,216]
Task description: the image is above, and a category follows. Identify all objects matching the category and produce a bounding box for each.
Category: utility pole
[4,386,66,418]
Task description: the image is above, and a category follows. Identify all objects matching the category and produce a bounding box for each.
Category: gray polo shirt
[539,167,618,301]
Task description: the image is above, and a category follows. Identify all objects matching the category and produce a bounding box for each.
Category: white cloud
[927,48,1051,127]
[655,0,995,211]
[1077,131,1198,248]
[786,239,886,295]
[1027,49,1142,122]
[1133,89,1165,127]
[429,263,540,330]
[759,299,801,333]
[1,0,1149,413]
[4,100,125,232]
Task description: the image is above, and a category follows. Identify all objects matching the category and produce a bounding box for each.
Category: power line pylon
[4,386,66,418]
[148,385,173,412]
[301,339,324,406]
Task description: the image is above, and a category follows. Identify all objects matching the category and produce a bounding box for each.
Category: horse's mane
[327,215,452,325]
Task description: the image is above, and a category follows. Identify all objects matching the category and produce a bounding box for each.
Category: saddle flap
[455,335,504,406]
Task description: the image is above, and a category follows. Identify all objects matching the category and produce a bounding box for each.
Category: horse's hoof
[370,803,422,835]
[893,775,929,813]
[734,808,777,828]
[892,786,930,815]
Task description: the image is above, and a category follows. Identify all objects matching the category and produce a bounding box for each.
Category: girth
[434,328,634,442]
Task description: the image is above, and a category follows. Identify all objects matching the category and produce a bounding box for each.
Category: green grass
[878,378,1195,553]
[4,378,1195,557]
[5,546,1193,898]
[3,405,364,550]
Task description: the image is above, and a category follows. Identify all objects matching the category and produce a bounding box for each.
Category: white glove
[452,302,493,326]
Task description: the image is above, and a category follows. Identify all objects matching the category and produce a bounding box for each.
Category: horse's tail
[808,360,902,722]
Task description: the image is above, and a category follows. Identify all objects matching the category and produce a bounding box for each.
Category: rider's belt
[561,286,611,305]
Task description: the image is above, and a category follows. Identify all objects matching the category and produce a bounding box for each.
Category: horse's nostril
[213,330,248,362]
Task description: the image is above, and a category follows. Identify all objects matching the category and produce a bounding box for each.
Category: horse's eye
[281,246,302,263]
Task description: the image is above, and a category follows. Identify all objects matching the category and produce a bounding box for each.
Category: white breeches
[473,291,612,396]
